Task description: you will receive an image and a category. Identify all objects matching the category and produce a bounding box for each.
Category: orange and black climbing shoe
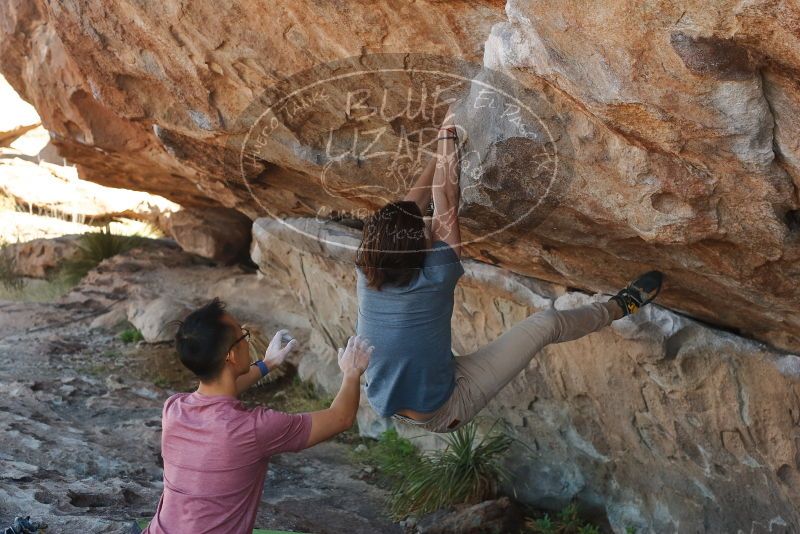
[609,270,664,317]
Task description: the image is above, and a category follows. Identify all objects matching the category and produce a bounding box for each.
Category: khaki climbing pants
[392,302,615,433]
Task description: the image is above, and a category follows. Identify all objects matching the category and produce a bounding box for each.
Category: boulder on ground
[126,297,192,343]
[1,235,81,278]
[415,497,523,534]
[164,207,252,265]
[2,1,800,352]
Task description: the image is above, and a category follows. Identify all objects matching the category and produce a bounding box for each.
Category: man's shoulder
[164,392,192,406]
[250,405,297,422]
[161,392,192,417]
[252,407,313,455]
[250,406,312,433]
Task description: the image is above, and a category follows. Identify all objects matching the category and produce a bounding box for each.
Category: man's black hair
[170,297,236,381]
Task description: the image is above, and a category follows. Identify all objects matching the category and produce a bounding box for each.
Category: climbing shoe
[609,270,664,317]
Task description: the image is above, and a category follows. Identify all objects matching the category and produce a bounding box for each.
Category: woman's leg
[462,300,620,398]
[411,301,621,433]
[407,271,664,433]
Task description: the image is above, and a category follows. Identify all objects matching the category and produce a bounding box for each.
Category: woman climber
[354,103,664,433]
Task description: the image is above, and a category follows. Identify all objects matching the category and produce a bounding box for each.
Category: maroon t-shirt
[144,391,312,534]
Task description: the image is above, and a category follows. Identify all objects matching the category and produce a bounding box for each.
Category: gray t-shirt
[356,241,465,418]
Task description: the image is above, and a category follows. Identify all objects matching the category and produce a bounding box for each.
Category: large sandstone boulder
[251,217,800,533]
[0,0,798,353]
[1,235,81,278]
[163,206,253,265]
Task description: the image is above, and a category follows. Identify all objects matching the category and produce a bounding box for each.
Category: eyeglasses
[226,327,251,354]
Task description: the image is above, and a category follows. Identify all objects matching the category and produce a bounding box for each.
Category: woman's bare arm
[403,154,436,213]
[431,110,461,256]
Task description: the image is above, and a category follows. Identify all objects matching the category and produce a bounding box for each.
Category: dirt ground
[0,298,400,533]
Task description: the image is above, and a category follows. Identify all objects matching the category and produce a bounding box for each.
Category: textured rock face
[251,217,800,533]
[164,206,253,264]
[1,0,799,352]
[2,235,80,278]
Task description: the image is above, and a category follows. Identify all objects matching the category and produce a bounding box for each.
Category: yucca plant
[60,226,145,284]
[385,421,513,519]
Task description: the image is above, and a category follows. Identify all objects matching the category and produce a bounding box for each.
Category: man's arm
[431,109,462,256]
[305,371,361,447]
[305,336,372,448]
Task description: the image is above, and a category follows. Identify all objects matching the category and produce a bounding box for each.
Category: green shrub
[119,327,144,344]
[525,503,604,534]
[363,428,422,474]
[61,227,145,284]
[383,422,513,519]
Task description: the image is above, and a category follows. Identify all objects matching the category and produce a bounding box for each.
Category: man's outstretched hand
[263,329,298,369]
[337,335,373,377]
[305,335,373,448]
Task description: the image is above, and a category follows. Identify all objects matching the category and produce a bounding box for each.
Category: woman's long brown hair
[356,201,427,290]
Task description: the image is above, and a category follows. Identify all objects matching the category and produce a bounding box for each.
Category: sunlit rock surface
[0,73,249,262]
[0,0,798,351]
[251,217,800,533]
[2,235,80,278]
[0,147,179,226]
[2,1,800,529]
[0,76,39,146]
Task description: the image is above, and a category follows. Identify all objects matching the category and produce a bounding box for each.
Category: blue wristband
[254,360,269,377]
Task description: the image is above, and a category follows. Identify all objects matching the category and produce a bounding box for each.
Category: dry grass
[0,275,74,302]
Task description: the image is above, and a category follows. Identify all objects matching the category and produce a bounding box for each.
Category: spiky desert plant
[60,226,145,284]
[386,421,513,519]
